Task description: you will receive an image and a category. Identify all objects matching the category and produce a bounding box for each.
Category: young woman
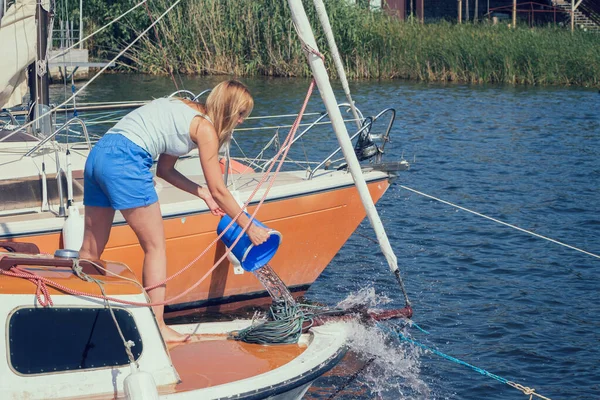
[79,80,270,342]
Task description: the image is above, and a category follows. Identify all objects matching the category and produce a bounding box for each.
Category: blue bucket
[217,213,281,272]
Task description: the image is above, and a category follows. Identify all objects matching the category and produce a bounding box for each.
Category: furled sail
[0,1,37,109]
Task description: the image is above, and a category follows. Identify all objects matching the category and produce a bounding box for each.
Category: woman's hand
[197,186,225,216]
[246,223,271,246]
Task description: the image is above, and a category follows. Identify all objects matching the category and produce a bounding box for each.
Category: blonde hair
[203,80,254,149]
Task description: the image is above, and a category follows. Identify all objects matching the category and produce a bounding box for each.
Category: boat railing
[168,89,212,102]
[370,107,396,163]
[308,117,374,179]
[193,89,211,101]
[308,107,396,179]
[0,110,19,127]
[167,90,197,100]
[24,117,92,157]
[254,102,365,173]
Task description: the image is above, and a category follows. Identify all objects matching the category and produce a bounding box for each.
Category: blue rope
[411,322,430,335]
[378,322,508,385]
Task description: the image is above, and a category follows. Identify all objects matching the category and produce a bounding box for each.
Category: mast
[286,1,410,306]
[27,0,52,136]
[311,0,361,129]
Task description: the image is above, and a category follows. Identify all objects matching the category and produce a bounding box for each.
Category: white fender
[123,363,159,400]
[62,205,84,251]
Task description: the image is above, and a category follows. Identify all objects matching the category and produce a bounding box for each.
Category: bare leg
[79,206,115,259]
[121,202,188,343]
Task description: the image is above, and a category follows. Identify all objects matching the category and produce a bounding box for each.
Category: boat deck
[166,337,307,393]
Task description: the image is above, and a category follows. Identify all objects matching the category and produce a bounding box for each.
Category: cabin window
[8,307,143,375]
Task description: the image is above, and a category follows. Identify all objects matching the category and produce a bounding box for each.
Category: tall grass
[116,0,600,86]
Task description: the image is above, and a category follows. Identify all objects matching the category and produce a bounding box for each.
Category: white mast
[286,0,410,305]
[311,0,361,129]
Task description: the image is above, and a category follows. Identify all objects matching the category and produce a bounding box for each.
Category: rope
[73,260,137,366]
[389,323,552,400]
[400,185,600,260]
[230,300,354,345]
[230,301,306,344]
[6,266,53,307]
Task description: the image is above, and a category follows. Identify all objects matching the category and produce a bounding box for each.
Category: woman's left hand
[197,186,225,216]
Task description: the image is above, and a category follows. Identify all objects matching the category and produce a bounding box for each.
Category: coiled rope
[229,300,350,345]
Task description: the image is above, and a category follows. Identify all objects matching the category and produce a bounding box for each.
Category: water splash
[251,273,432,397]
[334,287,431,399]
[342,320,430,399]
[336,286,393,310]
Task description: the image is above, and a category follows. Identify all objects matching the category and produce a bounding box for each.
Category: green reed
[106,0,600,86]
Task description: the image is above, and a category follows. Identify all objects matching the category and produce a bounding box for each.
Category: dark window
[9,307,143,374]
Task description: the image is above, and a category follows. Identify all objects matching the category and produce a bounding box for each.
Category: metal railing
[24,117,92,157]
[0,110,19,126]
[308,107,396,179]
[259,102,364,172]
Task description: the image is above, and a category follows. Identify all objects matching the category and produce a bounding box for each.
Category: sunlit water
[50,75,600,399]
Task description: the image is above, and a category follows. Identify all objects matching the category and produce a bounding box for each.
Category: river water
[52,75,599,399]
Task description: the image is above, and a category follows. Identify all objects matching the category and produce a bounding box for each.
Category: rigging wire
[142,0,181,90]
[400,185,600,260]
[48,0,149,62]
[0,0,184,144]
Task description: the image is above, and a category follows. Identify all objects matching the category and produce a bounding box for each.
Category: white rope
[0,0,182,144]
[48,0,149,61]
[400,185,600,260]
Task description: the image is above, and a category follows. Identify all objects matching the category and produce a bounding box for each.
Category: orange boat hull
[8,178,389,317]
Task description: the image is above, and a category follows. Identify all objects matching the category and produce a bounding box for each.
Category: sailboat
[0,0,415,398]
[0,0,408,320]
[0,243,352,399]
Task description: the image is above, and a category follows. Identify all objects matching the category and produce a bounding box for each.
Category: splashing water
[251,271,431,398]
[328,287,431,399]
[337,286,393,310]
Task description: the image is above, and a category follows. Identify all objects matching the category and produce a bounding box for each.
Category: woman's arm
[156,154,224,216]
[192,117,269,245]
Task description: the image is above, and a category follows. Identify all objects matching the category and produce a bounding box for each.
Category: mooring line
[380,323,552,400]
[400,185,600,260]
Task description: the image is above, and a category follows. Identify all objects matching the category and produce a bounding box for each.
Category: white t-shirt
[106,97,212,159]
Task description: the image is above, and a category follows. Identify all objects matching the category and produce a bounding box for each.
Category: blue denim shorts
[83,134,158,210]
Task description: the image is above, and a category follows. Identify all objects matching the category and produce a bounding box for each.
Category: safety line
[400,185,600,260]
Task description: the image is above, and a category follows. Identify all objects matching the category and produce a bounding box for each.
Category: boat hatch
[8,307,143,375]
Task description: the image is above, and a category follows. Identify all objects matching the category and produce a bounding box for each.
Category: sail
[0,0,37,109]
